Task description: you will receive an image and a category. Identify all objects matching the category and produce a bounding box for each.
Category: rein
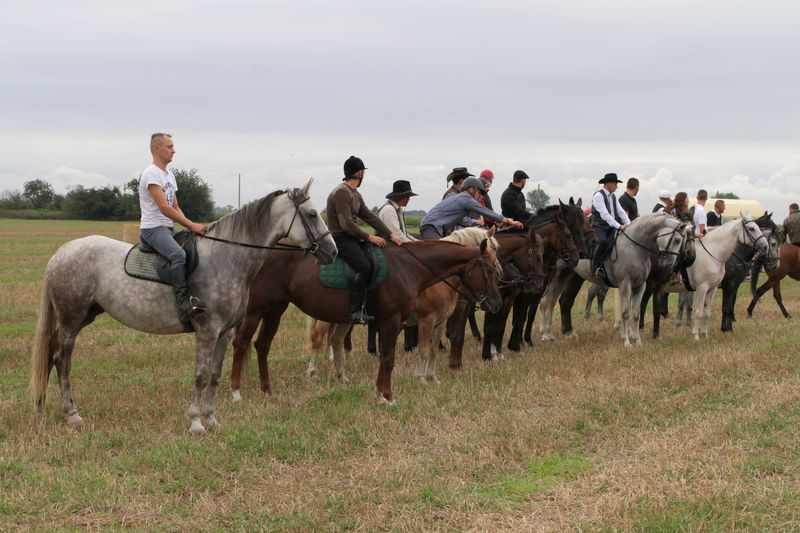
[401,243,495,309]
[700,219,767,264]
[618,223,683,257]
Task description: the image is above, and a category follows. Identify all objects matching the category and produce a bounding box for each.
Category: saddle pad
[124,245,169,284]
[319,247,387,290]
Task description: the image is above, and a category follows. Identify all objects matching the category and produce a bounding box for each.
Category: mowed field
[1,218,799,531]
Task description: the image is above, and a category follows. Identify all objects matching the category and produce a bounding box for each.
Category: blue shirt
[421,192,503,236]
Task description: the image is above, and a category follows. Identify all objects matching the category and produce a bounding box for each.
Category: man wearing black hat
[501,170,533,225]
[327,156,404,323]
[443,167,474,199]
[591,173,631,279]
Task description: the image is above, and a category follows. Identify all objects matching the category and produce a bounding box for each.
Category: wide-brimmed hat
[386,180,418,200]
[446,167,474,182]
[598,172,623,184]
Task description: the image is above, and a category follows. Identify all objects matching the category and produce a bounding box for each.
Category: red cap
[479,169,494,182]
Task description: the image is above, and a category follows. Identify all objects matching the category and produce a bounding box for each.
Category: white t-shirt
[692,203,707,234]
[139,163,178,229]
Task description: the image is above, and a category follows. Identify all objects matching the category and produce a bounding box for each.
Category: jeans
[420,225,442,240]
[140,226,186,271]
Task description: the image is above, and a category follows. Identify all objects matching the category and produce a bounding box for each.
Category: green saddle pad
[319,246,388,290]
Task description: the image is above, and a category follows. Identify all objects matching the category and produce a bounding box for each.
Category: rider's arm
[148,185,206,234]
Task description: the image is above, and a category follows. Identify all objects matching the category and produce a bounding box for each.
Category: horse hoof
[564,331,578,340]
[541,334,554,342]
[623,340,631,348]
[338,375,350,384]
[346,351,353,358]
[377,394,395,406]
[429,376,441,385]
[206,416,221,430]
[231,390,242,402]
[67,413,84,427]
[635,339,642,347]
[189,420,206,436]
[306,367,317,377]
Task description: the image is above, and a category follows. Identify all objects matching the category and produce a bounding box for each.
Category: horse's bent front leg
[377,316,402,404]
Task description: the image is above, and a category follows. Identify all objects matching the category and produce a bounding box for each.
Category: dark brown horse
[747,242,800,319]
[229,237,503,404]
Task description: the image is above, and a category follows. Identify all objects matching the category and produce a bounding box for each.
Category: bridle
[700,219,766,264]
[402,243,499,310]
[199,189,330,256]
[619,220,685,259]
[729,221,776,267]
[497,232,547,290]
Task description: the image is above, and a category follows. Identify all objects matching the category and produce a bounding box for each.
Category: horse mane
[442,227,499,251]
[527,205,561,227]
[206,190,287,239]
[626,212,673,235]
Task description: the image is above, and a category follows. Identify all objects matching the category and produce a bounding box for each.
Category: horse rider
[327,156,404,323]
[375,180,419,350]
[706,199,725,228]
[693,189,708,237]
[784,203,800,246]
[619,177,640,220]
[443,167,473,199]
[591,173,630,279]
[500,170,534,227]
[478,169,495,210]
[138,132,208,328]
[653,190,671,213]
[420,177,523,240]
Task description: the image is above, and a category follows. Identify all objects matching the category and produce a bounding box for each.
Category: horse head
[738,215,770,265]
[653,215,688,270]
[559,198,590,258]
[553,214,580,268]
[461,238,503,314]
[755,212,781,271]
[286,179,338,265]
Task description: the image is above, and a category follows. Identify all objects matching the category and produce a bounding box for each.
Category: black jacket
[500,183,531,223]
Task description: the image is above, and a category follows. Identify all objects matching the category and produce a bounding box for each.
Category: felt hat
[386,180,418,200]
[446,167,474,182]
[598,172,623,184]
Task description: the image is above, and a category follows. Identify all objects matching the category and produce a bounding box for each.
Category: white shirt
[139,163,178,229]
[692,203,707,235]
[592,188,631,229]
[378,200,417,242]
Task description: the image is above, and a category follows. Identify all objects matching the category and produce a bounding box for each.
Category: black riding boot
[592,242,608,278]
[171,267,206,328]
[349,273,374,324]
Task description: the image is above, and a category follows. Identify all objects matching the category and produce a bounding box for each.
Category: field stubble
[0,219,799,531]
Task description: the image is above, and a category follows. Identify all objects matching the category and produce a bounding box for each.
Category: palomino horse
[305,227,505,385]
[673,215,768,340]
[229,231,503,404]
[747,241,800,319]
[30,180,336,434]
[572,213,689,346]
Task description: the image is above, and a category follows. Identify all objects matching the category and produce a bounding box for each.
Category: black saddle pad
[124,231,199,285]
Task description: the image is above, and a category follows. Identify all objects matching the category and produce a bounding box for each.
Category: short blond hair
[150,132,172,151]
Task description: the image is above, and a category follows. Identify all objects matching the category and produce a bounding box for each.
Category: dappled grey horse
[572,213,688,347]
[30,179,336,435]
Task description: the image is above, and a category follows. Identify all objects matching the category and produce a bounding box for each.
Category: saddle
[319,245,388,290]
[124,231,200,285]
[589,232,619,288]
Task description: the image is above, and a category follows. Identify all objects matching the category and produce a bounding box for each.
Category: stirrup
[189,296,207,314]
[594,267,606,279]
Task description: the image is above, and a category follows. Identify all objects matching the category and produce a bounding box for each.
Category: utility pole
[238,173,241,209]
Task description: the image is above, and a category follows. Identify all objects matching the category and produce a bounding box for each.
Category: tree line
[0,169,214,221]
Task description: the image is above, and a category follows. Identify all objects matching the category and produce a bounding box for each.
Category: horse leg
[202,329,233,430]
[630,283,646,347]
[523,293,540,346]
[619,283,632,347]
[376,316,402,404]
[230,312,263,401]
[367,320,378,355]
[306,318,326,378]
[507,292,529,351]
[415,315,437,384]
[53,327,84,426]
[188,332,217,435]
[467,308,482,341]
[539,283,559,342]
[702,288,715,337]
[772,281,791,318]
[597,288,606,322]
[690,287,707,341]
[584,285,595,319]
[613,288,622,332]
[481,311,497,360]
[330,324,350,383]
[558,273,583,339]
[747,278,772,317]
[720,284,735,332]
[343,325,354,358]
[446,301,469,370]
[253,303,288,395]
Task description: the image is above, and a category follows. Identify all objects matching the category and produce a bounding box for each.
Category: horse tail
[750,257,762,298]
[30,276,56,411]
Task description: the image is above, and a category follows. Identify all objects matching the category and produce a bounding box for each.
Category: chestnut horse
[229,233,503,404]
[747,241,800,319]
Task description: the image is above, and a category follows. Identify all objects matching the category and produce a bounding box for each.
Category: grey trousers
[140,226,186,271]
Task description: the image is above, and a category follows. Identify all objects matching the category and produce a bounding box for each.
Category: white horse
[572,213,688,346]
[30,180,336,435]
[682,215,768,340]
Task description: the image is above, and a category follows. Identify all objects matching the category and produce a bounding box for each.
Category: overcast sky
[2,0,799,217]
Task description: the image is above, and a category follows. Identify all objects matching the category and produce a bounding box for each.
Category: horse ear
[559,199,566,208]
[486,225,496,238]
[568,196,574,206]
[480,238,489,254]
[576,198,582,207]
[300,178,314,198]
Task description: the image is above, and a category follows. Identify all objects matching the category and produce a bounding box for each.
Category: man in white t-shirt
[693,189,708,237]
[139,132,208,327]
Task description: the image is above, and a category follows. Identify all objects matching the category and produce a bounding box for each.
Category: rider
[783,203,800,246]
[500,170,533,227]
[591,173,630,279]
[420,177,523,239]
[443,167,473,199]
[327,156,404,323]
[138,133,208,328]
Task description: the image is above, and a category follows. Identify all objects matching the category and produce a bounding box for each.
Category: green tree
[527,185,551,212]
[171,168,214,221]
[63,185,124,220]
[23,179,55,209]
[0,190,30,210]
[714,191,740,199]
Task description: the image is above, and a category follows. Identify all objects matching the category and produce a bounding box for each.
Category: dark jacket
[706,210,722,227]
[500,183,531,223]
[619,191,638,220]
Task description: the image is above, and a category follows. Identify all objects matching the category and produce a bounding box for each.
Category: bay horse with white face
[30,180,335,434]
[229,231,503,404]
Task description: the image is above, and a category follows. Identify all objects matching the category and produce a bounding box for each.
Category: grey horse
[572,213,688,347]
[30,179,336,435]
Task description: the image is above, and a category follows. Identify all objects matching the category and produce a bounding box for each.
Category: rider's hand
[368,234,387,248]
[618,224,626,232]
[389,233,404,246]
[190,222,207,235]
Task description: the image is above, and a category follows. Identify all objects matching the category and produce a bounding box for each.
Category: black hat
[513,170,530,181]
[343,155,367,178]
[386,180,418,200]
[598,172,623,184]
[446,167,474,182]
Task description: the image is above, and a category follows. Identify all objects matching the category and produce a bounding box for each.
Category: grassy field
[1,218,799,531]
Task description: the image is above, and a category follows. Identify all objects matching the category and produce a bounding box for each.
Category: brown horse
[747,243,800,318]
[229,231,503,404]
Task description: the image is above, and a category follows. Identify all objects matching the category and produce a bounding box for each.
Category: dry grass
[1,218,799,531]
